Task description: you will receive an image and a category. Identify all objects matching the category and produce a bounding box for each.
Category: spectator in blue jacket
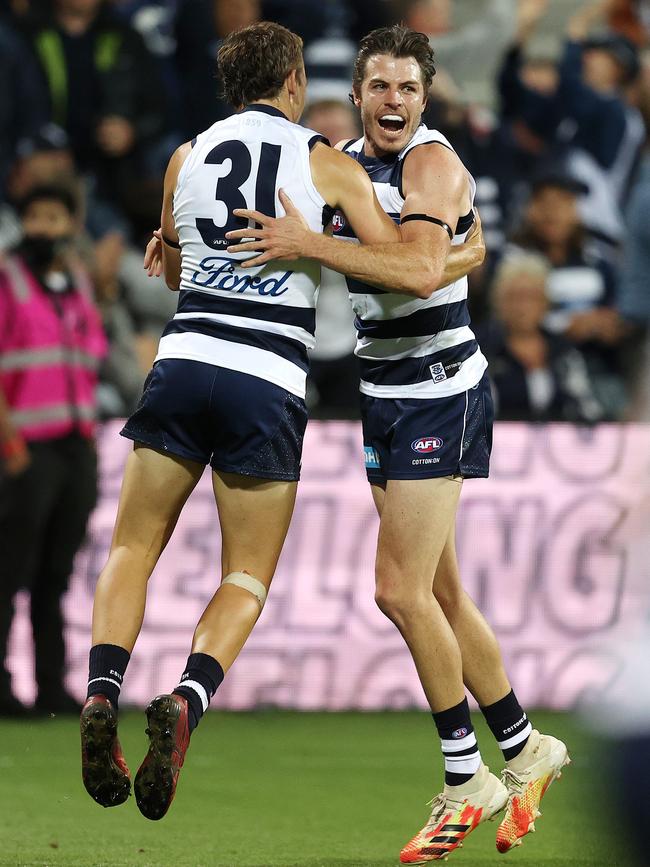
[498,0,646,251]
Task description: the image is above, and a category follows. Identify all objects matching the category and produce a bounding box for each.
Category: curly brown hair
[217,22,304,109]
[352,25,436,95]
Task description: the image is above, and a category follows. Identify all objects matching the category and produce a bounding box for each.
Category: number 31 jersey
[156,105,328,399]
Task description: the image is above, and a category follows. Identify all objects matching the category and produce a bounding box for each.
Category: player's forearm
[162,247,181,291]
[438,242,483,289]
[306,233,444,298]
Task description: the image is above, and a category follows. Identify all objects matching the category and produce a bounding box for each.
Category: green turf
[0,710,630,867]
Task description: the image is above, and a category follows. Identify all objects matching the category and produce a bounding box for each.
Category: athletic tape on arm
[221,572,268,609]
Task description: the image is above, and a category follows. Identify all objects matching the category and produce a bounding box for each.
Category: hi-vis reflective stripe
[0,347,100,372]
[2,257,29,301]
[11,403,95,427]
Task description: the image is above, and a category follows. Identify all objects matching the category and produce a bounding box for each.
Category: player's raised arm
[226,142,478,298]
[159,142,191,291]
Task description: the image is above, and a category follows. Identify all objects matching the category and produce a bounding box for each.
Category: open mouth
[378,114,406,134]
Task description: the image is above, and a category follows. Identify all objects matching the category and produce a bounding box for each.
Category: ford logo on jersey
[411,436,444,453]
[191,256,291,295]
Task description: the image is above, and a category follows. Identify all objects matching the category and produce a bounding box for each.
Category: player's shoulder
[165,140,193,185]
[334,137,363,153]
[311,140,366,182]
[310,139,370,205]
[401,127,465,178]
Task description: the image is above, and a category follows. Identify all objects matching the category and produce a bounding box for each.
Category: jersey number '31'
[196,140,282,249]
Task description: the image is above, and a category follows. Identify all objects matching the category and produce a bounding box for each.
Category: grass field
[0,710,632,867]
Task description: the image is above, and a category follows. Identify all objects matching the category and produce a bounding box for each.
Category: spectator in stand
[22,0,166,228]
[0,17,48,196]
[478,253,605,423]
[497,0,564,179]
[302,99,360,417]
[301,0,356,103]
[0,123,173,418]
[402,0,519,106]
[4,123,129,244]
[607,0,650,42]
[509,175,623,334]
[501,0,646,252]
[174,0,260,134]
[617,148,650,416]
[508,171,629,416]
[0,184,107,716]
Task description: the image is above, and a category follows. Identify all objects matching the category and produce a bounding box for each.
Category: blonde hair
[491,251,550,306]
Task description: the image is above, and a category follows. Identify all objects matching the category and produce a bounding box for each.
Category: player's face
[354,55,427,157]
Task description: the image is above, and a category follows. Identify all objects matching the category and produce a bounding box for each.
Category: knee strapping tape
[221,571,267,609]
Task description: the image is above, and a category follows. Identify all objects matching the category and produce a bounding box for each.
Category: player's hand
[144,229,163,277]
[225,190,315,268]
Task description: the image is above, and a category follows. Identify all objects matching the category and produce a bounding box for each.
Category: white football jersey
[155,105,328,398]
[334,125,487,399]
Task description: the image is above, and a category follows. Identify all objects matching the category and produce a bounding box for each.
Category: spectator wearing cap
[508,170,628,417]
[477,253,605,423]
[0,184,107,716]
[2,124,173,420]
[503,0,645,251]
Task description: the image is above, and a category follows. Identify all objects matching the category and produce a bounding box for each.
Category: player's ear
[287,68,299,96]
[351,87,362,109]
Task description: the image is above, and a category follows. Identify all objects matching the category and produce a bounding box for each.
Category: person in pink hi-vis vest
[0,184,107,716]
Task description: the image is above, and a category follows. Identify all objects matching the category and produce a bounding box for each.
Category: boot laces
[501,767,525,796]
[424,792,465,834]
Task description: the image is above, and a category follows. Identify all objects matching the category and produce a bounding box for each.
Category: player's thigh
[212,469,298,586]
[111,444,204,551]
[376,476,462,591]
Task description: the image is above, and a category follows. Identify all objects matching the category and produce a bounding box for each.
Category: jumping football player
[80,21,483,822]
[227,25,570,862]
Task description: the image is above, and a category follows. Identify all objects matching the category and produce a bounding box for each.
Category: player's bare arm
[227,143,476,298]
[158,142,192,290]
[336,132,480,276]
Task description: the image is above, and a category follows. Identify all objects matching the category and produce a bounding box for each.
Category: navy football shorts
[121,359,308,481]
[361,371,494,483]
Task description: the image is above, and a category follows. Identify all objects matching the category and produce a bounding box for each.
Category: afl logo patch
[411,437,444,454]
[452,727,468,739]
[332,213,345,231]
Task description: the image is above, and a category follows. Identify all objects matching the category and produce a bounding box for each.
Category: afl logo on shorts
[411,436,443,454]
[332,213,345,231]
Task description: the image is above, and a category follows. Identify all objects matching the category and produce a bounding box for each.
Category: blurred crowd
[1,0,650,427]
[1,0,650,715]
